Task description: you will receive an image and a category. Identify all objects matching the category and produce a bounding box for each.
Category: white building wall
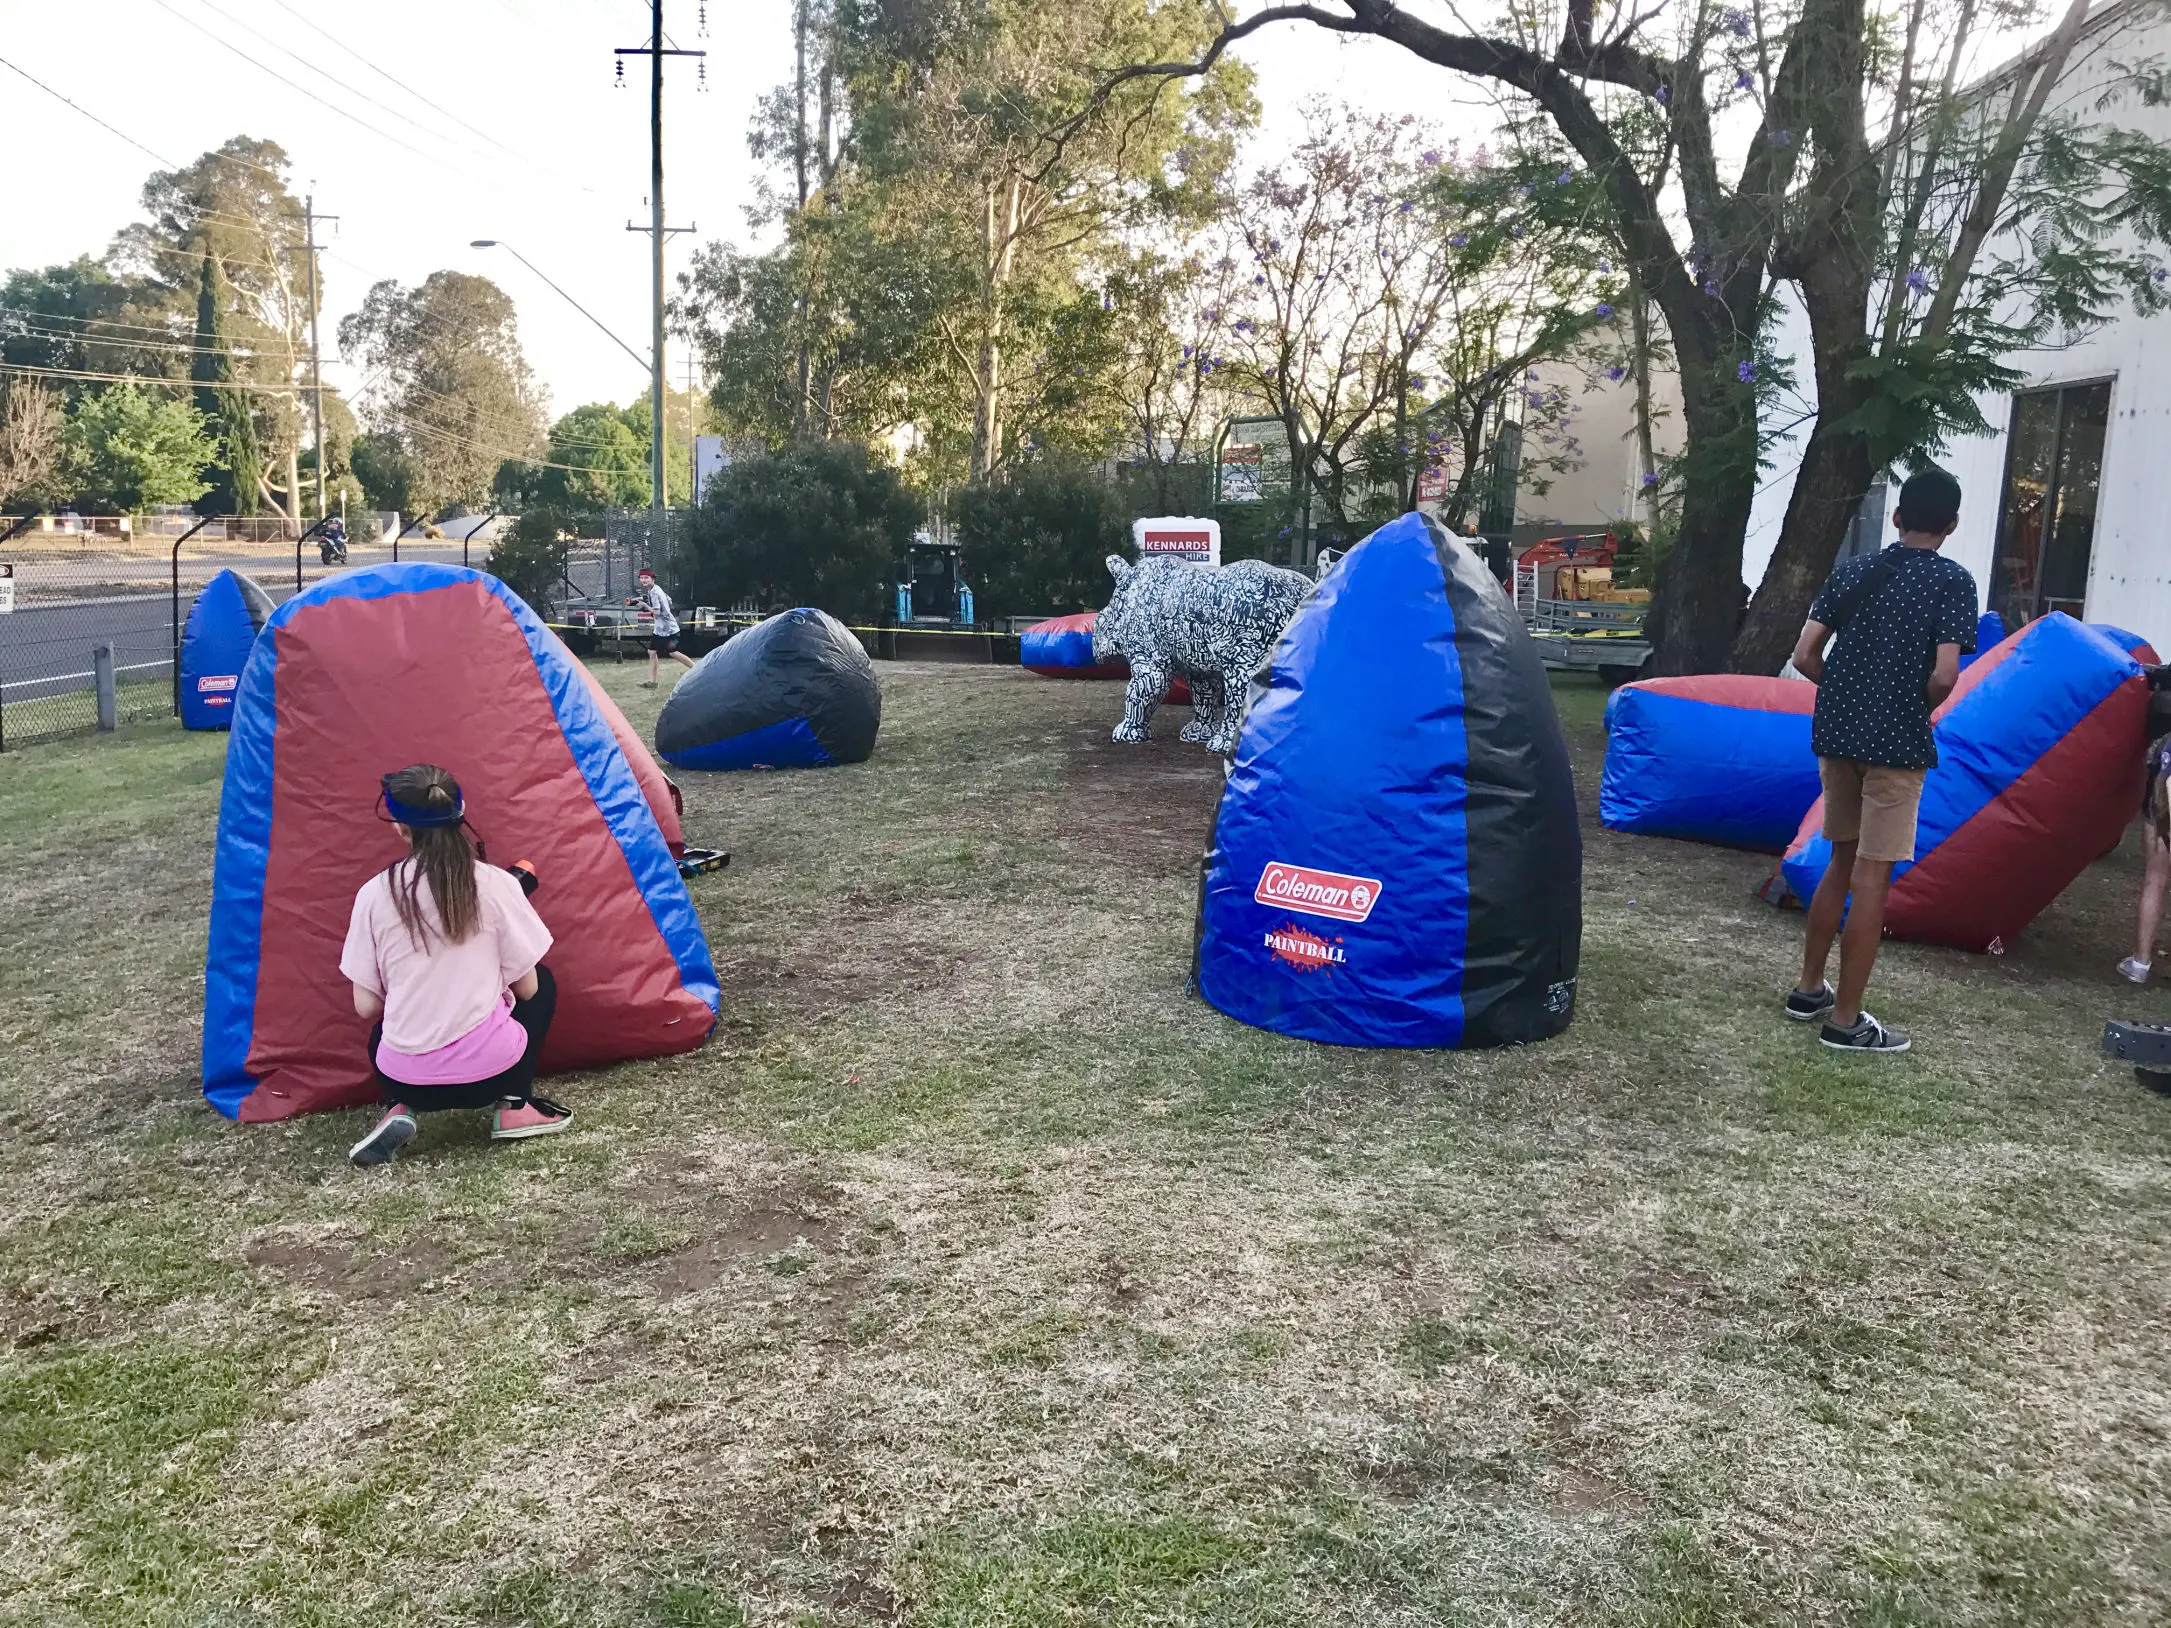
[1517,359,1687,530]
[1747,0,2171,653]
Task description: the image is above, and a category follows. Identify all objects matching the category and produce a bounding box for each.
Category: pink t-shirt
[340,862,553,1085]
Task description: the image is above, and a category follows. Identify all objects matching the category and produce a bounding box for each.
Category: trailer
[1511,533,1652,682]
[555,594,739,657]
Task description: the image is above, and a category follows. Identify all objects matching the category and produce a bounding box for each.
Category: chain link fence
[0,512,465,751]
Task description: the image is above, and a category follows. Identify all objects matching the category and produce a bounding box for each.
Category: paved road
[1,594,182,701]
[0,544,481,703]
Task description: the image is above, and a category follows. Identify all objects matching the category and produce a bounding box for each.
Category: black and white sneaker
[1820,1012,1910,1053]
[349,1106,418,1166]
[1784,982,1836,1022]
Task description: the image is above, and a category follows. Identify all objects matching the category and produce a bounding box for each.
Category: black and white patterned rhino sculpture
[1092,553,1313,755]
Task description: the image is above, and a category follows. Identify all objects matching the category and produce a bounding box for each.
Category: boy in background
[1784,468,1978,1053]
[635,566,696,689]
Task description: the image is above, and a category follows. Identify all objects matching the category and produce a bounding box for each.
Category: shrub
[951,458,1135,622]
[488,507,579,614]
[681,439,920,623]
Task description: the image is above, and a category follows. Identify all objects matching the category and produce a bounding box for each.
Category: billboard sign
[1219,443,1263,503]
[1133,516,1221,568]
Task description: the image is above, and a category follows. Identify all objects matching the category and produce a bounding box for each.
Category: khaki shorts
[1819,758,1927,863]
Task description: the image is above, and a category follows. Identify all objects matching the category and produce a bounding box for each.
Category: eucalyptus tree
[338,272,545,518]
[109,136,314,523]
[841,0,1255,479]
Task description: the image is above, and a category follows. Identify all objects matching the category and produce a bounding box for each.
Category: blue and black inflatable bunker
[1600,675,1819,850]
[656,607,881,771]
[1195,512,1581,1048]
[179,568,276,729]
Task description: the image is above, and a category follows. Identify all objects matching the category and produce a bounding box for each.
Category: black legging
[369,964,556,1112]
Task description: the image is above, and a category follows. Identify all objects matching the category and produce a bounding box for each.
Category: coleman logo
[1265,924,1344,971]
[1254,861,1382,923]
[196,674,238,693]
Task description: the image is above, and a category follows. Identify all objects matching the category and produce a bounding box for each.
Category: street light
[470,240,648,371]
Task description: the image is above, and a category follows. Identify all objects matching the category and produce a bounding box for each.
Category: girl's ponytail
[381,763,480,946]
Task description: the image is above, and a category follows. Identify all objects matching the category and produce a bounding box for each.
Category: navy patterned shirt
[1808,544,1979,769]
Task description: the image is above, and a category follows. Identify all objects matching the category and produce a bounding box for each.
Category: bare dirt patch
[243,1232,455,1301]
[1553,1463,1645,1516]
[712,903,973,1023]
[650,1180,850,1298]
[1059,722,1224,871]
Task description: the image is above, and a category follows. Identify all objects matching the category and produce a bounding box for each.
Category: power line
[0,52,177,170]
[146,0,455,171]
[1,360,597,478]
[0,327,641,452]
[3,361,307,395]
[259,0,601,194]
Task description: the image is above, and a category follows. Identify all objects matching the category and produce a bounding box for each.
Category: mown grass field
[3,660,2168,1627]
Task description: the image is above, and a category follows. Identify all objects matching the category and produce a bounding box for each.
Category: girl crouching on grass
[341,763,571,1166]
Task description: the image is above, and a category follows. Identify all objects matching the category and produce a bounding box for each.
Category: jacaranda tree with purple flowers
[1200,109,1614,562]
[1087,0,1809,670]
[1735,0,2171,671]
[1089,0,2171,672]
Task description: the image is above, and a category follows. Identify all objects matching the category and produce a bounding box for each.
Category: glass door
[1991,380,2112,630]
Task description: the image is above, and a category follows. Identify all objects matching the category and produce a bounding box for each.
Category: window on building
[1991,380,2112,630]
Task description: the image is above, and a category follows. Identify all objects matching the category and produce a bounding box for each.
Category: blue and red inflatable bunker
[1601,675,1819,850]
[180,569,277,730]
[205,562,718,1121]
[1019,609,1191,701]
[1778,612,2149,950]
[1195,512,1581,1048]
[1022,611,1127,680]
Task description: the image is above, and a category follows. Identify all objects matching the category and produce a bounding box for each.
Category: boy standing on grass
[636,566,696,689]
[1784,468,1978,1054]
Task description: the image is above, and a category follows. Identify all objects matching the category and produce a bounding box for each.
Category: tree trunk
[1730,0,1879,672]
[969,177,1023,481]
[1649,348,1758,675]
[1446,400,1488,532]
[1627,274,1658,527]
[1733,409,1875,671]
[792,1,813,436]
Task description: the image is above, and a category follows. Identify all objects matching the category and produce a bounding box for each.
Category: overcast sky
[0,0,1492,419]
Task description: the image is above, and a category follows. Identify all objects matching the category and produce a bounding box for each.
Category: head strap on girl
[378,773,466,828]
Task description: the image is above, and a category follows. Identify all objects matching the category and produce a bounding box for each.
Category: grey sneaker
[1784,981,1836,1022]
[2119,956,2152,985]
[1820,1012,1910,1053]
[349,1105,418,1166]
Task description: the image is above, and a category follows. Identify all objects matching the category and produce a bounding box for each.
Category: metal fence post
[94,643,117,731]
[468,510,498,571]
[169,516,211,718]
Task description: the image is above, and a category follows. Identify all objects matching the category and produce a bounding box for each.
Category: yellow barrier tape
[544,621,1008,639]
